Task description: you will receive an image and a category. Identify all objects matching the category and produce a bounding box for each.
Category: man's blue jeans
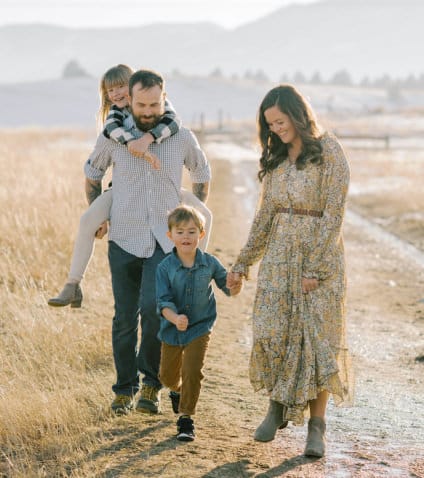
[108,240,166,396]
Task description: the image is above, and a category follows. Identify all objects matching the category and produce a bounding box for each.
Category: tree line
[62,60,424,90]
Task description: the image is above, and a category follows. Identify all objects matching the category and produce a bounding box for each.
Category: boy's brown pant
[159,333,211,416]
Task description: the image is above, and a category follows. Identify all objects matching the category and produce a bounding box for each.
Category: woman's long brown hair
[257,84,323,181]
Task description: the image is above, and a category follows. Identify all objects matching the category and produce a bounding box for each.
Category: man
[84,69,211,415]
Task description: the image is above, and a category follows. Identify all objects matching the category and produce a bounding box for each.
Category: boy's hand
[227,272,243,289]
[95,221,108,239]
[175,314,189,331]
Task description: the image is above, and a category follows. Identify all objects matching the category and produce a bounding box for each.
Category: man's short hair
[129,69,164,96]
[168,205,205,233]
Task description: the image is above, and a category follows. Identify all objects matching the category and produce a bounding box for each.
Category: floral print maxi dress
[233,133,353,424]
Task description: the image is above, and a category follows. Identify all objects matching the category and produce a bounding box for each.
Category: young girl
[48,64,212,308]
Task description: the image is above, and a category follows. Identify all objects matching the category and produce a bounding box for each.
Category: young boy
[156,205,241,441]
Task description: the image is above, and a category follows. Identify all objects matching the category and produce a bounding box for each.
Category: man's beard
[133,114,161,132]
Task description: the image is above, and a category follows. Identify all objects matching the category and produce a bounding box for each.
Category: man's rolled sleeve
[84,134,114,181]
[184,131,212,184]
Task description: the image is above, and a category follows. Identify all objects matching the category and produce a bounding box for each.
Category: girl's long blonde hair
[97,64,134,130]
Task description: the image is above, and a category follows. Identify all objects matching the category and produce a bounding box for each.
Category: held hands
[227,272,243,296]
[229,283,243,296]
[175,314,189,332]
[227,272,317,295]
[302,277,319,294]
[95,221,108,239]
[127,136,161,170]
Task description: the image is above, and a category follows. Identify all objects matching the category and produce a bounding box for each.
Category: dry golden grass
[0,129,117,476]
[0,128,272,477]
[1,126,423,477]
[0,128,261,477]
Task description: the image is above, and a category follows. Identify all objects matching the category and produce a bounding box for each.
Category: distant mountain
[1,0,422,84]
[6,76,421,129]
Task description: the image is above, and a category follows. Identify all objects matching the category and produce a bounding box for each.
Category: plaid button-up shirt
[84,119,211,258]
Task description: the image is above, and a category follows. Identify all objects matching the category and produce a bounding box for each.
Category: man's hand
[85,178,102,205]
[193,182,209,203]
[95,221,108,239]
[301,277,319,293]
[175,314,189,331]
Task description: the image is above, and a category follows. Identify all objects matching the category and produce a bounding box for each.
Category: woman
[227,84,353,457]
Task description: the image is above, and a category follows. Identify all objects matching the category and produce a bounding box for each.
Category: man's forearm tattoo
[85,180,102,205]
[193,182,209,203]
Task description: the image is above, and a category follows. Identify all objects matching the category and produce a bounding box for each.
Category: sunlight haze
[1,0,319,28]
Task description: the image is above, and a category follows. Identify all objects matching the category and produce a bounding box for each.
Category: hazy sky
[1,0,319,29]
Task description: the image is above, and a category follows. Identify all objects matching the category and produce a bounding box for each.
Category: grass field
[0,129,118,476]
[1,126,423,477]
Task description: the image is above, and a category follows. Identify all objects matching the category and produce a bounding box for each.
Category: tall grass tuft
[0,129,115,476]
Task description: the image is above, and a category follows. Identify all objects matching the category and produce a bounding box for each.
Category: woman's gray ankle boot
[304,416,326,457]
[254,399,288,442]
[48,283,83,308]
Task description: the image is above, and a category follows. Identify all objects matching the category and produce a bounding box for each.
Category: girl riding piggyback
[48,64,212,308]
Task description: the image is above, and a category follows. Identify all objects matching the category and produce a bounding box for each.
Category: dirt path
[77,148,424,478]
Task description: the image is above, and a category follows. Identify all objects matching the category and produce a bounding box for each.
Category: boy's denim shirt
[156,248,231,346]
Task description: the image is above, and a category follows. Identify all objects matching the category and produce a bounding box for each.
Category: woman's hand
[302,277,319,293]
[227,272,243,289]
[229,281,243,296]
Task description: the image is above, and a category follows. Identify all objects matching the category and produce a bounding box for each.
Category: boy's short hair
[168,205,205,232]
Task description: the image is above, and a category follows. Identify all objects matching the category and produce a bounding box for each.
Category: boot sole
[304,449,324,458]
[136,400,160,414]
[47,300,82,308]
[48,301,68,307]
[112,406,133,416]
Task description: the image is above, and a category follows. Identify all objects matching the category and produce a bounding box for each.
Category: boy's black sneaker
[177,415,195,441]
[169,391,180,414]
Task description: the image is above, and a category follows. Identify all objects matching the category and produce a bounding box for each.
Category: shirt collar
[171,247,207,270]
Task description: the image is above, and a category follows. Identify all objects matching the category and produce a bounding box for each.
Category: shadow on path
[255,455,321,477]
[64,418,175,477]
[202,455,320,477]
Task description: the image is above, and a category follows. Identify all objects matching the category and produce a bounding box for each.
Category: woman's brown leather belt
[278,207,323,218]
